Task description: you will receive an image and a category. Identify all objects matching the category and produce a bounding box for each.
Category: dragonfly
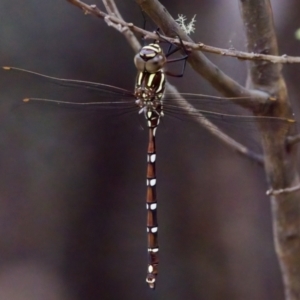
[3,40,295,290]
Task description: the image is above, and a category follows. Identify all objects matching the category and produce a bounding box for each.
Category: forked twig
[102,0,140,53]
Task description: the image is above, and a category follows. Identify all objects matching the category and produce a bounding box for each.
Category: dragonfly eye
[134,46,167,73]
[144,55,166,73]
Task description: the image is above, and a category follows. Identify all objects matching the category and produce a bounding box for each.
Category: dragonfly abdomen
[134,43,166,289]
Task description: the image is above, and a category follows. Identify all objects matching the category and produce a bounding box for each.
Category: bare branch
[68,0,300,65]
[239,2,300,300]
[67,2,300,59]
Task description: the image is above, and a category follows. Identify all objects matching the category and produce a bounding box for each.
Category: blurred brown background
[0,0,299,299]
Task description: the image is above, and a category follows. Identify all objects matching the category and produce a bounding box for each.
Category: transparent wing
[3,66,295,153]
[162,91,294,153]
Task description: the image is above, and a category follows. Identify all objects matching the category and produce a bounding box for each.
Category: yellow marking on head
[144,53,156,58]
[148,43,161,51]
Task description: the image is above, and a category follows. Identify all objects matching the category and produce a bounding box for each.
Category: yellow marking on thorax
[137,72,143,86]
[147,73,156,87]
[156,72,165,94]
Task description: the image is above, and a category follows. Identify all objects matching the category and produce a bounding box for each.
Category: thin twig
[238,2,300,300]
[266,183,300,196]
[67,0,300,64]
[102,0,140,53]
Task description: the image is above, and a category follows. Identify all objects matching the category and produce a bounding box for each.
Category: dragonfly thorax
[134,67,166,128]
[134,43,167,74]
[135,86,163,127]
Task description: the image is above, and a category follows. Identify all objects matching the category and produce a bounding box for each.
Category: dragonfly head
[134,43,166,74]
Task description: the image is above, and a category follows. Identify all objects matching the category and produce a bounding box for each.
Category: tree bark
[238,1,300,299]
